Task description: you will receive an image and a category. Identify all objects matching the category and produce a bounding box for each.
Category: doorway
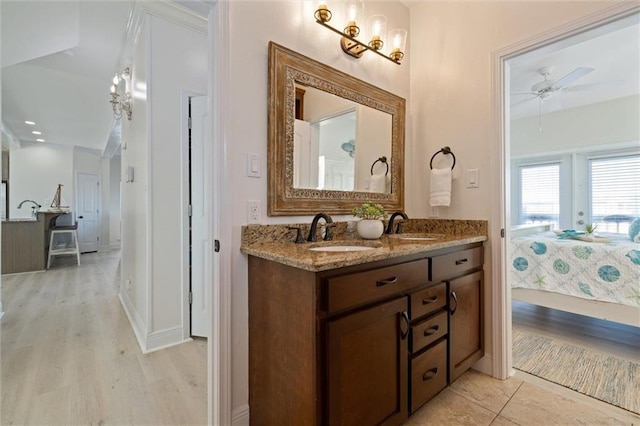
[492,2,640,380]
[76,171,100,253]
[186,94,209,338]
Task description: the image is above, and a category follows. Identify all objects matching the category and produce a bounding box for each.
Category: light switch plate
[466,169,479,188]
[247,153,260,178]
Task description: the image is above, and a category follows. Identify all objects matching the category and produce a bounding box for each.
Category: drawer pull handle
[422,296,438,305]
[423,325,439,336]
[376,276,398,287]
[422,368,438,381]
[455,258,468,265]
[450,291,458,315]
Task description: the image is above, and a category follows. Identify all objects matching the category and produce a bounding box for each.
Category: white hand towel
[430,167,451,207]
[369,174,387,193]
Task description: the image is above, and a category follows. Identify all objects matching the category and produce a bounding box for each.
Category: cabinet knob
[422,368,438,381]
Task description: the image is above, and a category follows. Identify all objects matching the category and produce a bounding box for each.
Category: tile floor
[405,369,639,425]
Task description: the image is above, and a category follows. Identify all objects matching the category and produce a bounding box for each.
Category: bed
[510,225,640,327]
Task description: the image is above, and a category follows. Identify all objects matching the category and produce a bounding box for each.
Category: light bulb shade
[314,1,332,22]
[112,74,120,85]
[343,0,363,32]
[366,15,387,51]
[388,28,407,62]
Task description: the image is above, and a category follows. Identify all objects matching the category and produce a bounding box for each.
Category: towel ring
[371,156,389,176]
[429,146,456,170]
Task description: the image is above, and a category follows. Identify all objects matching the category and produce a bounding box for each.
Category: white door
[76,172,100,253]
[190,95,209,337]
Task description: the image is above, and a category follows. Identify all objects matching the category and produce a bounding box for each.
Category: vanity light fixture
[314,1,407,64]
[110,66,132,121]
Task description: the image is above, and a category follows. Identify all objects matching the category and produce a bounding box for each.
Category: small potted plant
[584,223,597,241]
[352,202,388,239]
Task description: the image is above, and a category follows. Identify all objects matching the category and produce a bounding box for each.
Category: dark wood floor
[512,300,640,363]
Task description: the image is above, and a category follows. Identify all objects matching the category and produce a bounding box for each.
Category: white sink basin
[308,245,377,252]
[388,233,445,241]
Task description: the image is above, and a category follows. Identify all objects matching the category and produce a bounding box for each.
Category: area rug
[512,330,640,414]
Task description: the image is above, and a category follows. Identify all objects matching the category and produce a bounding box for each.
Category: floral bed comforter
[511,231,640,307]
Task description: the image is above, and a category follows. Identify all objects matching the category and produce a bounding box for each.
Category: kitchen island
[1,211,69,274]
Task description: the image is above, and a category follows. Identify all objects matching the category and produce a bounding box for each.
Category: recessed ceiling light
[36,138,45,142]
[32,131,42,135]
[25,121,36,125]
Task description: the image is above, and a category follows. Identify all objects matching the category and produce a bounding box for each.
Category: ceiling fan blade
[511,91,537,95]
[564,81,621,92]
[551,67,594,90]
[511,96,537,107]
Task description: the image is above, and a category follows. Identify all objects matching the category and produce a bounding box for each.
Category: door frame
[180,90,208,340]
[75,170,102,253]
[490,2,639,380]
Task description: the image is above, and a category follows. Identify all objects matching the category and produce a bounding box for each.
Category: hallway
[1,251,207,425]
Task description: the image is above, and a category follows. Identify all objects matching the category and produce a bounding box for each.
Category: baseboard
[118,290,148,352]
[232,404,250,426]
[144,326,191,354]
[473,355,493,376]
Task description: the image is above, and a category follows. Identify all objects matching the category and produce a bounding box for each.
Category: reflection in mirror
[268,41,405,216]
[294,84,392,193]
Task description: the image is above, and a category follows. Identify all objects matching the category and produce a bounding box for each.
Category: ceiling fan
[512,66,595,107]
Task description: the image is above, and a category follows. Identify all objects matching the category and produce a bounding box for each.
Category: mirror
[268,42,405,216]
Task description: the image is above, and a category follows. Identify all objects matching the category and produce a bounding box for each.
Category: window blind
[520,163,560,227]
[590,154,640,233]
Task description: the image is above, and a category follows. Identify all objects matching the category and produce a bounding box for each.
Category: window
[519,163,560,228]
[589,154,640,234]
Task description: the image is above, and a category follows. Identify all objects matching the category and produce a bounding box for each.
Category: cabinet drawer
[429,246,483,282]
[409,283,446,320]
[411,311,447,353]
[327,259,428,313]
[410,339,447,413]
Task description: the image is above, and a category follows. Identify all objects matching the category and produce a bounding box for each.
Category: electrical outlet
[430,206,439,217]
[247,200,261,224]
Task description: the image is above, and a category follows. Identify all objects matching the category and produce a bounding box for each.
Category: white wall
[109,157,121,248]
[408,0,616,373]
[119,10,207,351]
[8,143,74,218]
[511,95,640,156]
[226,0,410,414]
[148,15,207,332]
[120,14,150,339]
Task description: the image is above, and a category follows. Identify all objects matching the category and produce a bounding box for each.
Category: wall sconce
[110,66,132,121]
[314,1,407,64]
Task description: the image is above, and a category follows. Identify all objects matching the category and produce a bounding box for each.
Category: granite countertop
[242,232,486,272]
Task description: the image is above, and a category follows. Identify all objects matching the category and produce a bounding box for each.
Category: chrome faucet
[17,200,42,210]
[307,213,334,242]
[385,211,408,234]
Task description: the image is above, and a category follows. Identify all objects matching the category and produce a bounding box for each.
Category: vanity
[242,221,486,426]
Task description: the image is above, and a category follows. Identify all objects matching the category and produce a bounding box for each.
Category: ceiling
[1,0,209,154]
[509,15,640,120]
[1,1,135,152]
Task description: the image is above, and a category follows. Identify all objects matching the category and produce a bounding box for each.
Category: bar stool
[47,221,81,269]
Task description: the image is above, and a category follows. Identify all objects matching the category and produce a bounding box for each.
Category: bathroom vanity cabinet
[248,242,484,426]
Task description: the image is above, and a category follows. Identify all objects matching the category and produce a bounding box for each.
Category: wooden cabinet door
[327,297,409,426]
[448,270,484,382]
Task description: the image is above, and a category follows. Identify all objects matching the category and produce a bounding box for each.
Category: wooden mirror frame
[267,42,406,216]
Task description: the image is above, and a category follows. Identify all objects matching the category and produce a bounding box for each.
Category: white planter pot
[356,219,384,240]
